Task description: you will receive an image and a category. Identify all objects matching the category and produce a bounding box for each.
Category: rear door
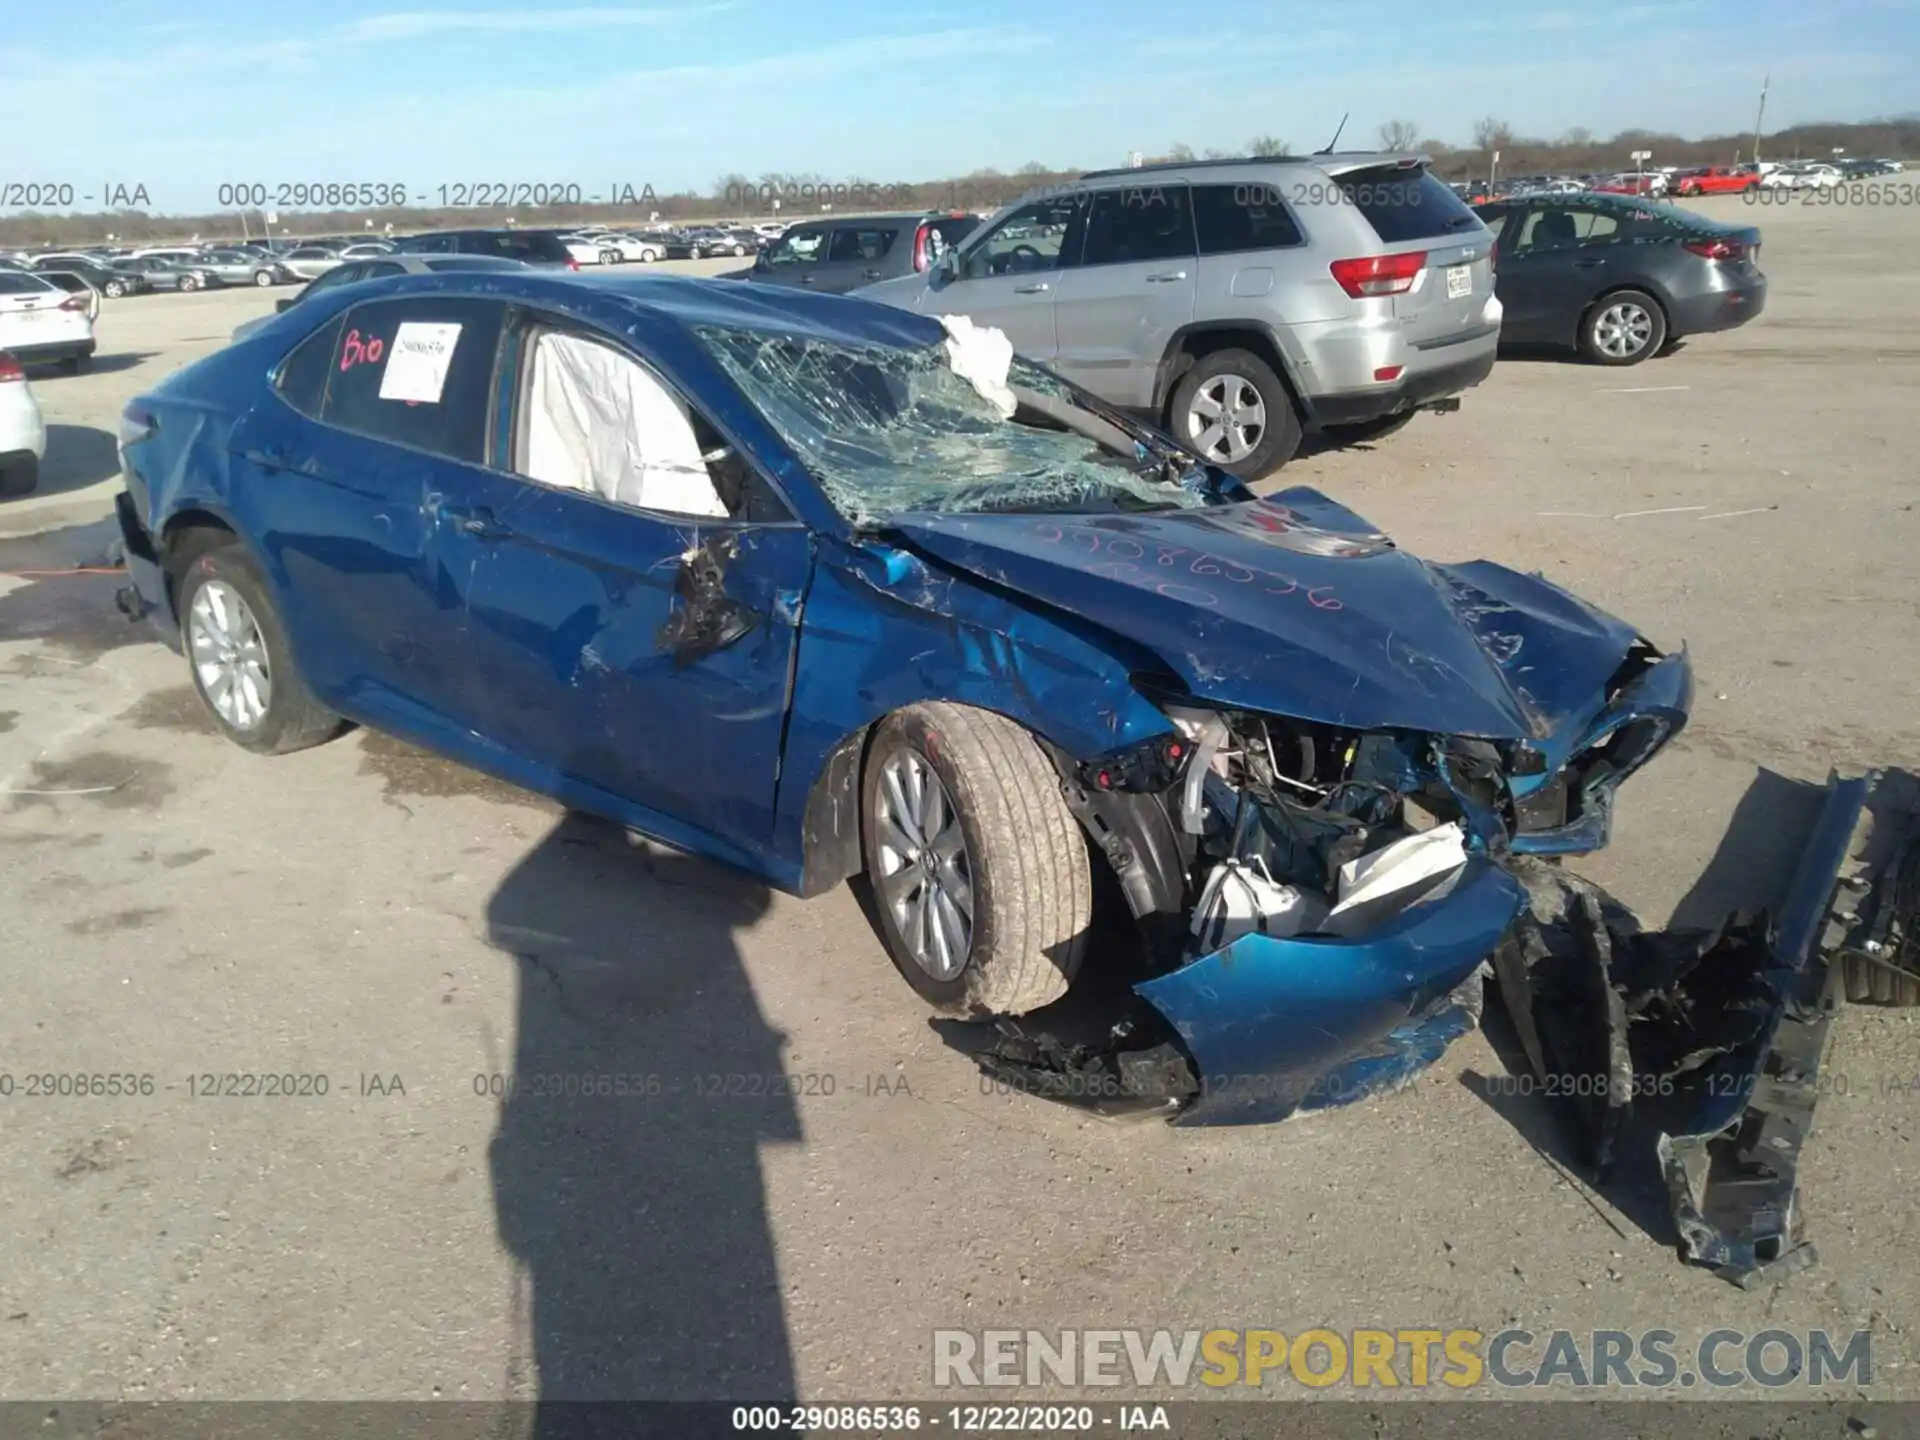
[809,223,903,294]
[917,194,1089,365]
[1335,164,1496,349]
[227,295,509,733]
[1050,184,1196,408]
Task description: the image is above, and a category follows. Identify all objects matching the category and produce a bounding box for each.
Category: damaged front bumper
[1138,858,1527,1125]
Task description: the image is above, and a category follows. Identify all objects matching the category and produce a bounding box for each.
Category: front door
[457,317,813,853]
[918,194,1091,365]
[1495,204,1620,344]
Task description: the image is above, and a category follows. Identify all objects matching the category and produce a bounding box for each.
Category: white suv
[0,270,96,374]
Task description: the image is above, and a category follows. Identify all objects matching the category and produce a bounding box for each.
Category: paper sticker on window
[378,322,463,404]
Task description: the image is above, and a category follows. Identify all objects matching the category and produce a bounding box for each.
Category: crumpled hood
[889,487,1643,740]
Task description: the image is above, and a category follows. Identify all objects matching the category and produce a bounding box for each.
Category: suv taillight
[1329,251,1426,298]
[566,256,580,271]
[59,293,90,312]
[1684,238,1746,262]
[0,352,23,383]
[913,223,932,272]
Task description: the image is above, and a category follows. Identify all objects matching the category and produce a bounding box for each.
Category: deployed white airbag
[938,313,1017,419]
[523,331,728,517]
[1191,855,1330,949]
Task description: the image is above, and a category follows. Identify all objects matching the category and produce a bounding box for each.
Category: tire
[179,274,201,292]
[733,244,746,256]
[640,248,658,263]
[61,353,90,376]
[174,541,345,756]
[0,461,35,498]
[1745,181,1760,193]
[861,702,1091,1018]
[1843,952,1920,1006]
[1578,288,1667,366]
[253,269,274,287]
[689,246,704,260]
[1322,410,1417,447]
[600,250,618,266]
[1167,348,1302,479]
[103,280,127,298]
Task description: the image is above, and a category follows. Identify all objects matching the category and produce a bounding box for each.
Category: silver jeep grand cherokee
[856,153,1501,478]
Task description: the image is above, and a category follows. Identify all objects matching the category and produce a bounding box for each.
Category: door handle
[1013,282,1050,294]
[1572,256,1608,269]
[862,269,883,280]
[1145,270,1188,282]
[443,505,510,540]
[798,275,815,285]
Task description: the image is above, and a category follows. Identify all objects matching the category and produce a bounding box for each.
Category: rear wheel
[252,269,275,287]
[61,353,90,376]
[862,703,1090,1017]
[175,542,345,755]
[1168,348,1302,479]
[1578,289,1667,366]
[103,279,127,298]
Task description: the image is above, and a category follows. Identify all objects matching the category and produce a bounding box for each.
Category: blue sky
[2,0,1915,214]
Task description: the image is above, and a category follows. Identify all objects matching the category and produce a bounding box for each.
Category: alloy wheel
[1185,373,1267,464]
[188,579,272,730]
[873,751,974,981]
[1593,301,1655,359]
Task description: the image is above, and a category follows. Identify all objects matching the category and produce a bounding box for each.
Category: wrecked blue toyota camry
[113,270,1695,1135]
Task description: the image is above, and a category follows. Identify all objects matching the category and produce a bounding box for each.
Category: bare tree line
[4,117,1916,248]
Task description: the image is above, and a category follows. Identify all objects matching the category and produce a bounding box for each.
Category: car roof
[300,269,946,351]
[1079,150,1427,180]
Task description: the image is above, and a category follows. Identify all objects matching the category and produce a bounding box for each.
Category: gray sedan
[198,248,295,287]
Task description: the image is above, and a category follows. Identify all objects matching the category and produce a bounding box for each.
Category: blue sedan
[112,270,1692,1124]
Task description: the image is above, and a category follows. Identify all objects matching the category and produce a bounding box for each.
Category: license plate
[1446,264,1472,299]
[13,308,43,324]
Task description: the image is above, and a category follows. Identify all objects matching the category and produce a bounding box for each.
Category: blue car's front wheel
[862,703,1091,1018]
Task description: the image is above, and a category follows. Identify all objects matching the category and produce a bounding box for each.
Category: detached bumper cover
[1499,768,1918,1287]
[113,489,178,649]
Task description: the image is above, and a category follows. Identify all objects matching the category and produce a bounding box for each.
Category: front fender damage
[966,766,1919,1285]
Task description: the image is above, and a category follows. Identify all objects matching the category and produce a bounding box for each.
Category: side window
[274,313,344,418]
[1080,184,1195,267]
[1192,183,1304,255]
[362,261,405,278]
[763,228,826,266]
[826,227,898,263]
[962,195,1088,279]
[1512,207,1586,254]
[512,326,786,522]
[1567,209,1621,243]
[317,297,505,463]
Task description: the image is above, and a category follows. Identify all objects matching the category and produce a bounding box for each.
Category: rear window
[471,231,570,263]
[1336,167,1485,243]
[0,272,55,294]
[1192,183,1304,254]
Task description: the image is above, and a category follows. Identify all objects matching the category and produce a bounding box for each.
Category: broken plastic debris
[1322,822,1469,937]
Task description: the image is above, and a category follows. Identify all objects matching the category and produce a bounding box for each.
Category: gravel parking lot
[1,205,1917,1405]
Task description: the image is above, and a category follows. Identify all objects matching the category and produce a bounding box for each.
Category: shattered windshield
[693,325,1212,525]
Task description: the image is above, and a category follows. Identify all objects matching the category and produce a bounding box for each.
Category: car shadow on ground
[484,811,801,1423]
[1464,765,1836,1249]
[27,424,121,500]
[23,351,158,380]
